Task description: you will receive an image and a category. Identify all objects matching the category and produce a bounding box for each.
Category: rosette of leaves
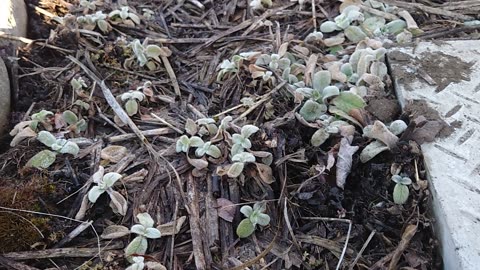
[71,77,87,93]
[63,110,87,134]
[255,53,291,71]
[127,256,166,270]
[391,175,412,204]
[217,55,244,81]
[231,125,259,156]
[196,118,219,137]
[142,9,155,20]
[126,39,171,70]
[120,91,145,116]
[228,152,256,178]
[347,46,388,90]
[236,202,270,238]
[79,0,98,11]
[77,11,110,33]
[9,110,55,147]
[311,116,351,147]
[360,120,407,163]
[26,131,79,169]
[125,213,162,261]
[320,5,367,43]
[108,6,140,26]
[250,0,272,10]
[87,166,127,215]
[176,135,220,170]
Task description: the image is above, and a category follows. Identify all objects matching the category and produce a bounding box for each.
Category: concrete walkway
[388,40,480,270]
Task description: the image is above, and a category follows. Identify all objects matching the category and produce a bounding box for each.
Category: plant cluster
[26,131,80,169]
[317,3,414,47]
[125,39,172,70]
[176,117,274,184]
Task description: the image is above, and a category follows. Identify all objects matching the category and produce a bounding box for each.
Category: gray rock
[0,0,28,135]
[0,58,10,134]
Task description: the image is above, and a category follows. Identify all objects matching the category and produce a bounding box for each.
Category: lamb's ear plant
[126,39,171,70]
[108,6,141,26]
[250,0,272,10]
[125,213,162,261]
[237,202,271,238]
[79,0,101,11]
[228,152,256,178]
[71,77,88,93]
[26,131,80,169]
[63,110,88,134]
[87,166,127,215]
[30,110,54,130]
[77,11,110,33]
[391,175,412,204]
[120,91,145,116]
[231,125,259,156]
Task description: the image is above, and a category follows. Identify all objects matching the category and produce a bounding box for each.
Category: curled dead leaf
[254,162,274,184]
[336,138,359,189]
[101,145,128,163]
[101,225,130,239]
[217,198,236,222]
[157,216,186,236]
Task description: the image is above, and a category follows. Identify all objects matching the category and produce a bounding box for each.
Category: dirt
[419,51,474,92]
[387,50,475,93]
[366,97,401,123]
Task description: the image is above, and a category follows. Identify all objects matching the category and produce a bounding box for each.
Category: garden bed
[1,0,478,269]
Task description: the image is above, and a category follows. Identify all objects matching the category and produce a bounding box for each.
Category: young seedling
[125,213,162,260]
[30,110,54,130]
[176,135,204,153]
[26,131,80,169]
[142,9,155,20]
[126,256,166,270]
[120,91,145,116]
[87,166,127,215]
[63,110,88,134]
[71,77,87,92]
[231,124,259,155]
[228,152,256,178]
[391,174,412,204]
[127,39,171,70]
[236,202,271,238]
[249,0,272,10]
[217,55,243,81]
[77,11,110,33]
[108,6,140,25]
[79,0,100,11]
[195,142,221,158]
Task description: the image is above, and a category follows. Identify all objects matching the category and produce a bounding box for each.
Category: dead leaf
[217,198,236,222]
[364,120,399,149]
[254,163,274,184]
[108,190,128,216]
[157,216,186,236]
[101,145,128,163]
[187,156,209,170]
[101,225,130,239]
[10,126,37,147]
[388,224,418,270]
[336,138,359,189]
[75,194,90,220]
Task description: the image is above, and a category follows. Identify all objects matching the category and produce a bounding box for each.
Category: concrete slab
[388,40,480,270]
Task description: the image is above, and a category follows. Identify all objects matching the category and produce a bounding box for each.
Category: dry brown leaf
[75,194,90,220]
[101,225,130,239]
[336,138,359,189]
[255,163,274,184]
[10,126,37,147]
[157,216,186,236]
[101,145,128,163]
[108,190,128,216]
[388,224,418,270]
[217,198,236,222]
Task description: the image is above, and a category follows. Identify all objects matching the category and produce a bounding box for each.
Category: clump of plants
[237,202,271,238]
[176,116,274,185]
[26,131,80,169]
[125,39,172,70]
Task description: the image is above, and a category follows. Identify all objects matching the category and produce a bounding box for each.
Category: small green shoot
[391,174,412,204]
[236,202,271,238]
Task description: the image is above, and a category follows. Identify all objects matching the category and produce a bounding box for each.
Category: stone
[0,0,28,134]
[388,40,480,270]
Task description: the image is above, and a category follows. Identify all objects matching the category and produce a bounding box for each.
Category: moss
[0,213,43,253]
